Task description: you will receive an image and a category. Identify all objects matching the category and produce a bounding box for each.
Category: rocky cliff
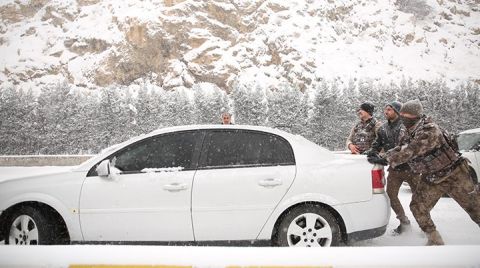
[1,0,479,91]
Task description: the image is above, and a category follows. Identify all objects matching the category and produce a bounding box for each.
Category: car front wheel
[5,206,56,245]
[274,204,342,247]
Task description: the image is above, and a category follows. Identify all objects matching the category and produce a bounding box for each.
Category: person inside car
[221,112,233,125]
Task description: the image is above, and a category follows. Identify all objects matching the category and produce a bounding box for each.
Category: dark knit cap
[359,101,375,115]
[386,101,403,115]
[400,99,423,117]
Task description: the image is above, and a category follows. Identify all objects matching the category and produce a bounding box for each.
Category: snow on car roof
[458,128,480,135]
[147,124,295,137]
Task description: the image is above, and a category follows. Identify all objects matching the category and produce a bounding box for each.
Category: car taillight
[371,164,385,194]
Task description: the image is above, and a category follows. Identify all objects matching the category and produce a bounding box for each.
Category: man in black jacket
[367,101,420,234]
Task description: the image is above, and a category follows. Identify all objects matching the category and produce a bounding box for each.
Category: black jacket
[370,117,409,170]
[371,116,405,153]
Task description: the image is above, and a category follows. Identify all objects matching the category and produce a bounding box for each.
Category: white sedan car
[457,127,480,184]
[0,125,390,247]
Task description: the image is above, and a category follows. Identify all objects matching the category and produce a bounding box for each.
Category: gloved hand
[367,154,388,166]
[364,149,376,157]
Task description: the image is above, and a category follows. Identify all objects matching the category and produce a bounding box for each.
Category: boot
[392,221,411,235]
[426,230,445,246]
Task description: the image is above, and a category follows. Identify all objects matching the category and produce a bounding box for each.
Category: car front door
[79,131,203,242]
[192,130,296,241]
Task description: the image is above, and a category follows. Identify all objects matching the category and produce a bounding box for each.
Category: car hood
[0,166,78,184]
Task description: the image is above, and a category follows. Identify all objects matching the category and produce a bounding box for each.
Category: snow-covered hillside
[0,0,479,92]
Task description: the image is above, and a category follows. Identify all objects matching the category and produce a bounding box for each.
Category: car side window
[111,132,199,173]
[201,130,295,168]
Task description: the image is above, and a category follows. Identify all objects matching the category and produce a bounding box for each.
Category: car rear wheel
[5,206,56,245]
[275,204,342,247]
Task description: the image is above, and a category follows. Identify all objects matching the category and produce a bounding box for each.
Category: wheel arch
[270,201,348,244]
[0,201,70,244]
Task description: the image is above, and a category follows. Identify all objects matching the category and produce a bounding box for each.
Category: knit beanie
[359,102,375,115]
[400,99,423,118]
[386,101,403,115]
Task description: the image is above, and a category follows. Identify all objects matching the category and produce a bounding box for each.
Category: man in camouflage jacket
[367,101,420,235]
[386,99,480,245]
[346,102,381,154]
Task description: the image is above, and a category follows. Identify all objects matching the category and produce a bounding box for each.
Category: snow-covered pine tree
[72,90,102,154]
[357,79,383,120]
[457,82,480,132]
[112,87,137,144]
[135,84,160,134]
[309,81,345,149]
[266,83,306,134]
[397,77,417,102]
[193,83,229,124]
[161,88,194,127]
[60,88,94,154]
[0,86,36,154]
[35,82,81,154]
[231,81,267,125]
[95,86,136,148]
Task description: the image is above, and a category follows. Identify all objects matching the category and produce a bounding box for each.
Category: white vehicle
[0,125,389,247]
[457,128,480,184]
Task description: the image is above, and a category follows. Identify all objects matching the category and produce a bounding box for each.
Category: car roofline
[73,124,298,172]
[458,128,480,135]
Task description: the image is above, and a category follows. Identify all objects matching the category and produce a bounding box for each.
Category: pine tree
[309,82,337,148]
[95,86,136,148]
[231,82,267,125]
[73,90,102,154]
[0,86,36,154]
[193,83,229,124]
[161,88,194,127]
[267,83,307,134]
[35,82,81,154]
[135,84,161,134]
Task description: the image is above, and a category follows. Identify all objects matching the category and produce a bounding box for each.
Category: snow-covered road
[0,166,479,267]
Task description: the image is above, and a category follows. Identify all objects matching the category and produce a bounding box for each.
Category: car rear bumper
[346,224,387,243]
[334,193,390,237]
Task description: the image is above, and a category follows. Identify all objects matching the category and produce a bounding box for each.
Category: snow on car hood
[0,166,76,183]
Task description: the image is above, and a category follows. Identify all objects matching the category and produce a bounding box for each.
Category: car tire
[4,206,57,245]
[274,204,342,247]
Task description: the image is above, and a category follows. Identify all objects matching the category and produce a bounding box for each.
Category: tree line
[0,79,479,155]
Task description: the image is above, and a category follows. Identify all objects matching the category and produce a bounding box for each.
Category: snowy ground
[0,166,479,267]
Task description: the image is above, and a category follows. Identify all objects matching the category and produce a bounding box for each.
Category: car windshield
[457,133,480,151]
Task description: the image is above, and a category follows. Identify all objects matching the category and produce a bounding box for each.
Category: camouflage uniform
[346,118,381,154]
[386,116,480,240]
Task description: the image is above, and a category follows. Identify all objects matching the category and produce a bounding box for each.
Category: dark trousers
[387,168,420,223]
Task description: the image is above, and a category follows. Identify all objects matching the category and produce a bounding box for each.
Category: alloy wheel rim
[9,215,39,245]
[286,212,332,247]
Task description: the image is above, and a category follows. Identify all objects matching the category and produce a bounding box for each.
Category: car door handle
[258,178,282,187]
[163,183,188,192]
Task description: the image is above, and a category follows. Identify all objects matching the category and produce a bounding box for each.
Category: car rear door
[79,131,203,242]
[192,129,296,241]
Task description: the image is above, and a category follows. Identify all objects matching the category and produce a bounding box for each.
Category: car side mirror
[96,159,111,177]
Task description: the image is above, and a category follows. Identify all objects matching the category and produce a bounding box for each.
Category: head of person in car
[221,112,233,125]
